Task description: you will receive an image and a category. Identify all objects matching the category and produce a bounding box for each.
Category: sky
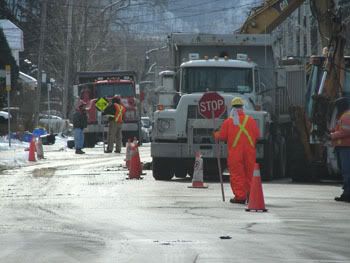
[123,0,263,35]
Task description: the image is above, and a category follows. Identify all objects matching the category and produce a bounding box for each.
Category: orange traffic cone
[188,151,208,188]
[124,138,132,168]
[246,163,267,212]
[128,143,142,179]
[28,137,36,162]
[35,137,44,159]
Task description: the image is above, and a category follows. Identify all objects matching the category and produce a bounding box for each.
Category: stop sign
[198,92,226,119]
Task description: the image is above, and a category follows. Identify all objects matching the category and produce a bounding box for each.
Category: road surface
[0,143,349,262]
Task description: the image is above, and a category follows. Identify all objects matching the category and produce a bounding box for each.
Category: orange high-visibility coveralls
[215,109,260,201]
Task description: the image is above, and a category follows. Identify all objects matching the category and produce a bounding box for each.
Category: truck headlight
[157,118,173,133]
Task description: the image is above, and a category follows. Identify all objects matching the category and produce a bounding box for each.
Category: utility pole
[62,0,74,118]
[34,0,47,127]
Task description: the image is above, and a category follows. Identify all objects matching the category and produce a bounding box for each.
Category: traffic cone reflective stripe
[188,151,208,188]
[246,163,267,212]
[35,137,44,159]
[125,139,132,168]
[28,138,36,162]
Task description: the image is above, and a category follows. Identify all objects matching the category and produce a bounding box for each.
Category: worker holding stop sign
[214,97,260,204]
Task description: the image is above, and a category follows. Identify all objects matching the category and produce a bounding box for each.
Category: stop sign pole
[198,92,226,202]
[212,108,225,202]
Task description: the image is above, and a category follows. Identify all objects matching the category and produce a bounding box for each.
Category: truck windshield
[95,83,135,97]
[182,67,253,93]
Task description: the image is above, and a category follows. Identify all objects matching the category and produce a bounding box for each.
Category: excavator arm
[240,0,305,34]
[309,1,346,141]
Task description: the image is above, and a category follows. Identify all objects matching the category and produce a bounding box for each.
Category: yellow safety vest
[114,104,124,123]
[232,115,255,148]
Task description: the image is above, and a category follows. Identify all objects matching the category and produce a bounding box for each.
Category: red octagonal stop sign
[198,92,226,119]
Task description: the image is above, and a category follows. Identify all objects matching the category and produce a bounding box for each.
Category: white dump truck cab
[151,56,272,180]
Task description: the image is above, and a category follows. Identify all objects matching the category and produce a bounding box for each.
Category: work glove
[212,129,219,140]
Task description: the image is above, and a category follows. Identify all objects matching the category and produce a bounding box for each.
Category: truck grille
[187,105,227,119]
[192,128,216,144]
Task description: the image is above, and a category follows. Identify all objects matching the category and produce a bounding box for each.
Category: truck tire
[287,135,308,182]
[84,134,96,148]
[203,159,225,181]
[152,158,174,181]
[274,136,287,178]
[260,137,274,181]
[174,165,187,178]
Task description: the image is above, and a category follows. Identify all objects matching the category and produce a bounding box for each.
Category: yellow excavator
[240,0,347,181]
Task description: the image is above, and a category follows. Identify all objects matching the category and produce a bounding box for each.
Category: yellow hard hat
[231,97,244,106]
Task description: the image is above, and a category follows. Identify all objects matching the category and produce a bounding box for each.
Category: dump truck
[151,33,286,181]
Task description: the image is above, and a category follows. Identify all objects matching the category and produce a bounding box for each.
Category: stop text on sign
[198,92,226,119]
[199,100,224,112]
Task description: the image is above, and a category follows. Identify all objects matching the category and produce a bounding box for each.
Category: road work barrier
[35,137,44,159]
[246,163,267,212]
[128,142,142,179]
[28,137,36,162]
[188,151,208,188]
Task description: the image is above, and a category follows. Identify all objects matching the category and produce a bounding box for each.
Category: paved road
[0,143,349,262]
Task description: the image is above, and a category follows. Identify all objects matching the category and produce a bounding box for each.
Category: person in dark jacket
[73,101,88,154]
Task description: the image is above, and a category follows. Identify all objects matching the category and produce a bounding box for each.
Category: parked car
[0,111,10,123]
[39,113,72,134]
[141,117,152,142]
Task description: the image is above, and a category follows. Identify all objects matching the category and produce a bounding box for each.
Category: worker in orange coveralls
[214,97,260,204]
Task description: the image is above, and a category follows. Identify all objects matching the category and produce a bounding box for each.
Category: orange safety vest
[331,110,350,146]
[113,103,125,123]
[232,115,255,148]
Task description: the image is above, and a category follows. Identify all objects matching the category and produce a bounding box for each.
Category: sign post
[5,65,11,147]
[95,97,110,151]
[198,92,226,201]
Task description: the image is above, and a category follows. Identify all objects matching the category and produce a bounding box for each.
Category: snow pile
[0,134,70,170]
[0,136,29,169]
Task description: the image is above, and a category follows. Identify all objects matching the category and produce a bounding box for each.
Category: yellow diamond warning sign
[95,97,109,112]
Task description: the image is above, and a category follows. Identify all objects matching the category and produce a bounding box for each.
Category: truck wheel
[287,134,308,182]
[203,159,222,181]
[84,134,96,148]
[152,158,174,181]
[187,161,194,178]
[274,136,287,178]
[174,165,187,178]
[260,137,274,181]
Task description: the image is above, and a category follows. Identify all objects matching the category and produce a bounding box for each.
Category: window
[182,67,253,93]
[95,83,135,98]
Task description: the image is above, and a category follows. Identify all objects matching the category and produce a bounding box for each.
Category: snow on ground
[0,134,69,170]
